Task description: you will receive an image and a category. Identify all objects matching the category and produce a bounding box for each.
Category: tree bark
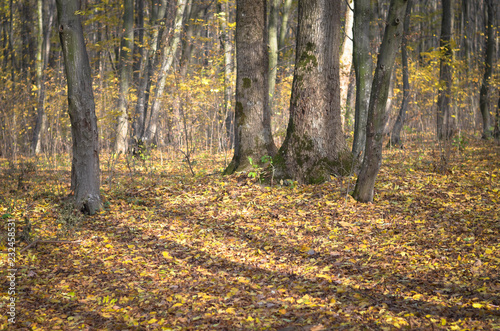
[275,0,349,184]
[353,0,408,203]
[114,0,134,153]
[268,0,280,115]
[143,0,188,143]
[224,0,276,174]
[57,0,101,214]
[390,0,412,146]
[436,0,454,140]
[352,0,373,161]
[479,0,494,139]
[340,0,353,112]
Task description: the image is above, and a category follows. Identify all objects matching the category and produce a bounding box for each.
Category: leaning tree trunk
[436,0,454,140]
[114,0,134,153]
[143,0,187,143]
[352,0,373,161]
[353,0,408,203]
[57,0,101,214]
[275,0,349,184]
[224,0,276,174]
[479,0,494,139]
[390,0,412,146]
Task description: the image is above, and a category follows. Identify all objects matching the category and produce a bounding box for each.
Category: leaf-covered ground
[1,137,499,330]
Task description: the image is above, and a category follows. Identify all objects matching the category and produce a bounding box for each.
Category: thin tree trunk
[57,0,101,214]
[353,0,408,203]
[479,0,494,139]
[268,0,279,114]
[275,0,349,184]
[143,0,188,143]
[278,0,293,53]
[224,0,276,174]
[352,0,373,160]
[340,0,353,111]
[436,0,454,140]
[390,0,412,146]
[114,0,134,153]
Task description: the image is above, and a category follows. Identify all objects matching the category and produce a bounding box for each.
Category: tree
[274,0,349,184]
[390,0,412,146]
[56,0,101,214]
[352,0,373,160]
[143,0,188,143]
[114,0,134,153]
[436,0,454,140]
[353,0,408,203]
[339,0,354,113]
[224,0,276,174]
[479,0,495,139]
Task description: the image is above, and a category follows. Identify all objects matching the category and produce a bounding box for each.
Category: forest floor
[1,135,500,330]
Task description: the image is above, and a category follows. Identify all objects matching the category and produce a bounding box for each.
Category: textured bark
[390,0,412,146]
[436,0,454,140]
[479,0,494,139]
[224,0,276,174]
[57,0,101,214]
[143,0,187,143]
[278,0,293,53]
[353,0,408,203]
[275,0,348,184]
[114,0,134,153]
[352,0,373,160]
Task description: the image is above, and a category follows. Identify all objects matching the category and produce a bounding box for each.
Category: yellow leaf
[148,318,158,324]
[412,294,422,300]
[279,309,287,315]
[226,307,236,314]
[472,303,482,308]
[162,251,172,259]
[441,318,446,326]
[105,244,113,248]
[172,303,183,308]
[485,248,493,254]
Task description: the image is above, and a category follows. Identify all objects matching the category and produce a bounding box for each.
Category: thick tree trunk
[114,0,134,153]
[275,0,349,184]
[353,0,408,203]
[352,0,373,160]
[143,0,187,143]
[436,0,454,140]
[479,0,494,139]
[57,0,101,214]
[224,0,276,174]
[390,0,412,146]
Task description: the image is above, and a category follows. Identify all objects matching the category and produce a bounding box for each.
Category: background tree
[353,0,408,203]
[57,0,101,214]
[479,0,495,139]
[275,0,349,184]
[114,0,134,153]
[436,0,454,140]
[224,0,276,174]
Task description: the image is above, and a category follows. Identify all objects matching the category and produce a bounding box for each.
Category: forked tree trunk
[353,0,408,203]
[352,0,373,161]
[436,0,454,140]
[224,0,276,174]
[57,0,101,214]
[114,0,134,153]
[390,0,412,146]
[275,0,349,184]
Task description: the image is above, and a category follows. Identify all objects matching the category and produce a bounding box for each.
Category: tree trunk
[352,0,373,160]
[143,0,187,143]
[390,0,412,146]
[224,0,276,174]
[275,0,349,184]
[479,0,494,139]
[436,0,454,140]
[57,0,101,214]
[278,0,293,53]
[339,0,353,112]
[268,0,280,115]
[114,0,134,153]
[353,0,408,203]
